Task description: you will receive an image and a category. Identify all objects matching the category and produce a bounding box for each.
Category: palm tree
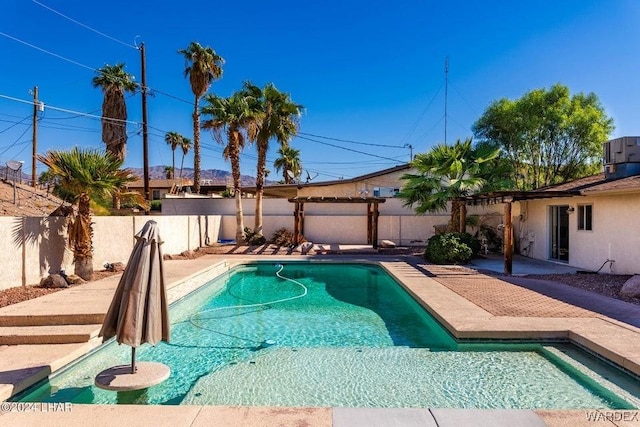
[37,147,145,280]
[164,166,175,179]
[179,136,192,179]
[201,91,258,242]
[164,131,184,179]
[242,82,303,238]
[178,42,224,194]
[274,145,302,183]
[398,138,512,233]
[92,64,137,161]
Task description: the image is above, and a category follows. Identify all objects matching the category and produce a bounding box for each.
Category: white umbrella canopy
[96,220,170,388]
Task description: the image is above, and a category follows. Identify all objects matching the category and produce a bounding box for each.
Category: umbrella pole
[131,347,136,374]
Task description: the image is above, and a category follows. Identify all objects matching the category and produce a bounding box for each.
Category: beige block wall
[0,215,224,291]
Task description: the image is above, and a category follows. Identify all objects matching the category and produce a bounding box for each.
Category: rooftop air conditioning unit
[603,136,640,179]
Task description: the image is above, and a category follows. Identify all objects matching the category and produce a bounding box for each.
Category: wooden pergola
[288,196,387,249]
[458,190,581,275]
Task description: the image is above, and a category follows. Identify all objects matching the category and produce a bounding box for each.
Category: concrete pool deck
[1,252,640,426]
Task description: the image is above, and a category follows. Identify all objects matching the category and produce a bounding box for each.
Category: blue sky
[1,0,640,183]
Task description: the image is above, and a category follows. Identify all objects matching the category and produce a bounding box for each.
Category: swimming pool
[13,262,640,408]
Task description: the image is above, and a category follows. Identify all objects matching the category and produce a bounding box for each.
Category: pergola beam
[288,197,386,248]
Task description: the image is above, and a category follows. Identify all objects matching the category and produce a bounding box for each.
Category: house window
[152,190,161,200]
[577,204,592,231]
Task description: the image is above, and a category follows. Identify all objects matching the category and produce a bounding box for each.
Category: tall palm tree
[242,82,303,238]
[37,147,145,280]
[164,131,184,179]
[274,145,302,183]
[178,42,224,194]
[92,64,137,161]
[398,138,512,233]
[179,136,192,179]
[201,92,258,242]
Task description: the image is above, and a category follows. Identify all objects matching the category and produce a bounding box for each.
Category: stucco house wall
[297,168,410,198]
[518,194,640,275]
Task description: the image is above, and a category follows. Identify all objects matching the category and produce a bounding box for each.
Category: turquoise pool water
[13,263,640,408]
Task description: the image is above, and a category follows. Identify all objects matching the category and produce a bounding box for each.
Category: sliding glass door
[549,205,569,262]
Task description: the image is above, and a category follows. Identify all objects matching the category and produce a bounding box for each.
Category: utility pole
[405,143,413,161]
[31,86,38,188]
[444,57,449,145]
[140,42,150,211]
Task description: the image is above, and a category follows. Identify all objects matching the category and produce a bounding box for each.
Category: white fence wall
[162,197,493,245]
[0,215,222,291]
[0,199,502,291]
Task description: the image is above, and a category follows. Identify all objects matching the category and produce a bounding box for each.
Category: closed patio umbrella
[95,220,170,391]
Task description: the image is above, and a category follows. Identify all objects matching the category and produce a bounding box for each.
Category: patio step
[0,324,102,345]
[0,313,104,327]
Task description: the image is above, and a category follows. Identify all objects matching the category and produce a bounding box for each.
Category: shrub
[451,232,481,255]
[271,227,305,246]
[424,233,473,264]
[244,227,266,245]
[150,200,162,211]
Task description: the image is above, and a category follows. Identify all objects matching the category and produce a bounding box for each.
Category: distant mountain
[129,166,275,187]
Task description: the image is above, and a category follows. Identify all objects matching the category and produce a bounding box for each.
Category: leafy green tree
[92,64,137,161]
[398,138,512,232]
[242,81,303,238]
[38,170,57,194]
[201,91,259,242]
[473,84,613,190]
[38,148,145,280]
[274,145,302,183]
[178,42,224,194]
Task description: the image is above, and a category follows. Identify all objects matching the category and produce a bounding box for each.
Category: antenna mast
[444,57,449,144]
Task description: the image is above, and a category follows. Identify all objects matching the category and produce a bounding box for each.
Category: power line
[0,125,32,158]
[0,115,31,133]
[449,79,480,116]
[399,82,444,146]
[0,94,139,125]
[298,132,405,149]
[0,31,97,72]
[32,0,138,50]
[295,135,400,162]
[151,88,192,106]
[1,29,193,114]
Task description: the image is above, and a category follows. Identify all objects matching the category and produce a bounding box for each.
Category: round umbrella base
[95,362,170,391]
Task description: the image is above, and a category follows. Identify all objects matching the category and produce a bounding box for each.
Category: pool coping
[2,254,640,426]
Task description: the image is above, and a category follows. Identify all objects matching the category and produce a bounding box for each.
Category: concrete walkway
[2,253,640,426]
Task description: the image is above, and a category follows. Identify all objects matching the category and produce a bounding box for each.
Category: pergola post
[288,196,386,248]
[372,202,380,249]
[299,202,305,240]
[504,201,513,275]
[293,202,301,244]
[366,202,372,245]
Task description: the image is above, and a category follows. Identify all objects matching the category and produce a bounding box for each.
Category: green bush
[424,233,473,264]
[150,200,162,211]
[451,232,481,255]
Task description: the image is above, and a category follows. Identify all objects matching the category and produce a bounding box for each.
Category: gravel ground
[525,273,640,305]
[0,270,119,308]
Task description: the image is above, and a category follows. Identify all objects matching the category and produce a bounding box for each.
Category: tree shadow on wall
[12,212,73,281]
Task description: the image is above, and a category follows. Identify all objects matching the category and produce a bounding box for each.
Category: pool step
[0,313,105,327]
[0,324,103,345]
